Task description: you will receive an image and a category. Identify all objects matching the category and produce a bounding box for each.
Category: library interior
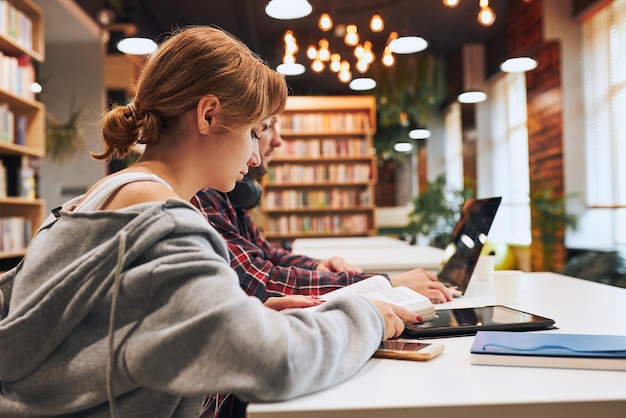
[0,0,625,417]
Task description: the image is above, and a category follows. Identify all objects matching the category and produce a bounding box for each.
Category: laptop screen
[437,196,502,294]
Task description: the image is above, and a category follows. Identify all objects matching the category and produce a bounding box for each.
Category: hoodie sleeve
[119,226,385,402]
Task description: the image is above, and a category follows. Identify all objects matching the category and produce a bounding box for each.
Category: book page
[321,275,391,301]
[361,286,432,314]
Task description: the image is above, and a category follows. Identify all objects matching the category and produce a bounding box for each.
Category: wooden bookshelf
[0,0,45,261]
[262,96,378,241]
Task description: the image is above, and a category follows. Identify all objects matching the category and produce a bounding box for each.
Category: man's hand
[390,268,455,303]
[316,256,363,273]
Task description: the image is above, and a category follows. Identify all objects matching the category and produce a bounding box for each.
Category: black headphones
[227,175,263,209]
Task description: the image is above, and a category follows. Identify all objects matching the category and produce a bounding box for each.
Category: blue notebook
[470,331,626,371]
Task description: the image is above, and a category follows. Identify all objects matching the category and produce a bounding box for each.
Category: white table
[293,243,445,274]
[247,273,626,418]
[291,236,409,252]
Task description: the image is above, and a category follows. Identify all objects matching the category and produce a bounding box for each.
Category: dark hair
[93,26,288,161]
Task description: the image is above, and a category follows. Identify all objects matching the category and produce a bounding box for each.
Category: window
[582,0,626,246]
[476,72,531,245]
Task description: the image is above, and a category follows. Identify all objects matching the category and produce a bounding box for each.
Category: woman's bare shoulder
[103,180,177,210]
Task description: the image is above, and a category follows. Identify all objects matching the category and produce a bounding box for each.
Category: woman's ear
[197,95,220,134]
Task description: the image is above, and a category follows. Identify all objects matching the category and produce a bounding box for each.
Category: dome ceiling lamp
[458,44,487,103]
[501,56,538,73]
[277,30,305,76]
[265,0,313,20]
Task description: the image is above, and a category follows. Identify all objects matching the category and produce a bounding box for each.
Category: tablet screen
[402,305,555,338]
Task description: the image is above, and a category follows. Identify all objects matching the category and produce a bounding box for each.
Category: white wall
[36,2,107,213]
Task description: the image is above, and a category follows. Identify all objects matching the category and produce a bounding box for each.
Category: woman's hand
[264,295,324,311]
[369,300,419,340]
[390,268,456,303]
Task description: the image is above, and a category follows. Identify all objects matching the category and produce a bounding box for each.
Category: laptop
[436,196,502,296]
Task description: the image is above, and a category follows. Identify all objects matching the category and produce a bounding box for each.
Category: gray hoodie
[0,198,385,417]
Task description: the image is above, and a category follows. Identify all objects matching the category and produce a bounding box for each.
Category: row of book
[280,112,372,133]
[264,189,371,210]
[0,216,31,254]
[0,51,35,100]
[273,137,371,158]
[265,214,370,235]
[0,158,37,199]
[0,0,34,51]
[0,103,26,145]
[267,163,371,184]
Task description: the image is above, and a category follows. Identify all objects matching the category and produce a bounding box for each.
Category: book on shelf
[470,331,626,371]
[311,275,436,321]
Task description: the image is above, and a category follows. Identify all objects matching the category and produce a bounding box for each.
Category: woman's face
[206,123,262,192]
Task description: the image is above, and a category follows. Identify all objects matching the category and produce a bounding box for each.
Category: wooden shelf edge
[264,206,376,213]
[0,197,44,205]
[264,181,375,188]
[0,250,26,259]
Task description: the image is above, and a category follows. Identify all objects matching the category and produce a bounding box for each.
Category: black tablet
[401,305,556,339]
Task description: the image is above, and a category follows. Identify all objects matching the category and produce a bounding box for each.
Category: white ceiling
[34,0,101,44]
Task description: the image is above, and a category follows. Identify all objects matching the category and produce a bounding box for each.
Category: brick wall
[507,0,567,271]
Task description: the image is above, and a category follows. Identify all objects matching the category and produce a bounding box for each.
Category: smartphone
[373,340,444,361]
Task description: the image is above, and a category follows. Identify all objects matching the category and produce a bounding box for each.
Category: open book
[315,275,436,321]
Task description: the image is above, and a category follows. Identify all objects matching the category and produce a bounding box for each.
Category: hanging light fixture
[389,36,428,54]
[370,14,384,32]
[319,13,333,31]
[500,56,537,72]
[443,0,460,7]
[394,142,413,153]
[117,37,158,55]
[382,46,395,66]
[458,44,487,103]
[477,0,496,26]
[277,30,305,76]
[265,0,312,20]
[344,24,359,46]
[409,126,431,139]
[350,78,376,91]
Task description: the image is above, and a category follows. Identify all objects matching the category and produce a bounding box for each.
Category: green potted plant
[405,174,474,248]
[530,185,578,271]
[45,99,86,163]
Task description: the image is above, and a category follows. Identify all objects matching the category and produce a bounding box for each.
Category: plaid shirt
[192,188,384,418]
[191,188,382,301]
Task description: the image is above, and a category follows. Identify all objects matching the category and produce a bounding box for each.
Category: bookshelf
[0,0,45,263]
[262,96,377,242]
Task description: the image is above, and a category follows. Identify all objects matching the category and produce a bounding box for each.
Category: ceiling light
[319,13,333,31]
[265,0,312,20]
[458,90,487,103]
[344,24,359,46]
[443,0,460,7]
[477,0,496,26]
[388,36,428,54]
[277,62,305,76]
[500,57,538,72]
[409,127,431,139]
[394,142,413,153]
[349,78,376,91]
[370,15,384,32]
[116,37,158,55]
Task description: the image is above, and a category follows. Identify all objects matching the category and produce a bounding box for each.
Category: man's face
[249,116,283,181]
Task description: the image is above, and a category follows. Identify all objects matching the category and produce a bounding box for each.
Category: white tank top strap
[73,172,173,212]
